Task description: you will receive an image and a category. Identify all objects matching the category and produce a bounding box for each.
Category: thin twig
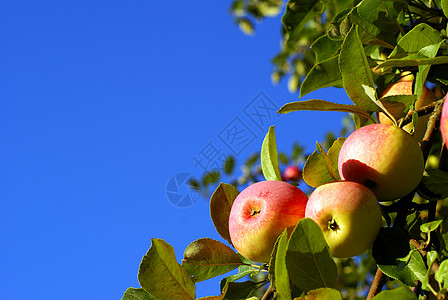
[367,268,388,299]
[400,99,444,128]
[261,283,275,300]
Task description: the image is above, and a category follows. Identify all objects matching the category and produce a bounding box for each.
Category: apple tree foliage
[122,0,448,299]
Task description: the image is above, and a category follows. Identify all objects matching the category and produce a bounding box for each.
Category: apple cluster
[229,122,427,263]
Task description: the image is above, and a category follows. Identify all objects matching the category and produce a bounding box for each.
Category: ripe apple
[442,96,448,149]
[378,81,437,141]
[305,181,382,258]
[338,123,424,201]
[283,165,302,182]
[228,180,308,263]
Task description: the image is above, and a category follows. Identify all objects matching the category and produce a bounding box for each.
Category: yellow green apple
[228,180,308,263]
[338,123,424,201]
[304,181,382,258]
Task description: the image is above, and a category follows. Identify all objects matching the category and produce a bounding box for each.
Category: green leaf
[295,287,343,299]
[300,57,343,97]
[286,218,338,292]
[372,228,427,286]
[302,138,345,188]
[311,35,342,63]
[418,169,448,200]
[339,25,379,112]
[138,239,195,300]
[443,0,448,18]
[375,55,448,71]
[278,99,375,122]
[261,126,282,181]
[223,156,235,175]
[121,288,158,300]
[422,251,438,291]
[182,238,244,282]
[362,84,397,125]
[390,23,441,57]
[420,220,443,234]
[279,152,289,165]
[210,183,240,244]
[315,142,339,181]
[435,259,448,289]
[282,0,324,45]
[274,230,292,300]
[371,286,417,299]
[224,264,257,283]
[221,279,267,300]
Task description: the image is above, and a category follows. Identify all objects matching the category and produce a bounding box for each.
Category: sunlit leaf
[278,99,375,122]
[182,238,244,282]
[261,126,282,181]
[339,25,379,112]
[286,218,337,292]
[121,288,157,300]
[138,239,195,300]
[371,286,417,299]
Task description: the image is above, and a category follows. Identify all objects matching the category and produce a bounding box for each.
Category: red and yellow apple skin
[338,123,424,201]
[442,96,448,149]
[283,165,302,182]
[305,181,382,258]
[378,81,437,141]
[228,180,308,263]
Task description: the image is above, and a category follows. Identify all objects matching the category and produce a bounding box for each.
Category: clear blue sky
[0,1,350,299]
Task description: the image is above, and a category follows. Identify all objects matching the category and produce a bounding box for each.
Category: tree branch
[399,99,444,128]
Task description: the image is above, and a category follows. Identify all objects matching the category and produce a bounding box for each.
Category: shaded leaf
[418,169,448,200]
[295,287,342,300]
[182,238,244,282]
[224,264,257,283]
[339,24,379,112]
[210,183,240,244]
[371,286,417,299]
[311,35,342,63]
[138,239,195,300]
[278,99,375,122]
[300,57,342,97]
[261,126,282,181]
[372,228,426,286]
[221,279,266,300]
[282,0,323,45]
[286,218,337,292]
[121,288,158,300]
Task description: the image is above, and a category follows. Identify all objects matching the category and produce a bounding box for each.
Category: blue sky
[0,1,350,299]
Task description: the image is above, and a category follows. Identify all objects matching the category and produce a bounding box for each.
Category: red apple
[228,180,308,263]
[378,81,436,141]
[283,165,302,182]
[442,95,448,149]
[338,123,424,201]
[305,181,382,258]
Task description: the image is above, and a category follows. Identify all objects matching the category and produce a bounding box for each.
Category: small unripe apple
[441,96,448,149]
[228,180,308,263]
[305,181,382,258]
[378,81,436,141]
[283,165,302,182]
[338,123,424,201]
